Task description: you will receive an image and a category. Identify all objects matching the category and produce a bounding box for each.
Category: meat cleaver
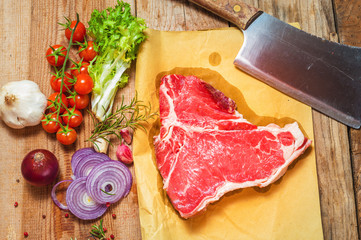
[189,0,361,129]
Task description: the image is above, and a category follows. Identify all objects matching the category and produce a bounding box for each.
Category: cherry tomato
[68,94,90,110]
[56,128,77,145]
[62,108,83,128]
[74,74,94,95]
[79,41,97,62]
[65,21,86,43]
[46,45,66,67]
[50,72,73,92]
[70,61,90,77]
[41,113,63,133]
[47,92,68,113]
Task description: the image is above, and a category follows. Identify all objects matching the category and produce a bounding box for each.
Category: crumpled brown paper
[133,27,323,240]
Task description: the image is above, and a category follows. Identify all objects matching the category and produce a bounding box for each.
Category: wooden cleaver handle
[189,0,262,30]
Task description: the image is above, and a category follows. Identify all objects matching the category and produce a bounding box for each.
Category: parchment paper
[133,27,323,240]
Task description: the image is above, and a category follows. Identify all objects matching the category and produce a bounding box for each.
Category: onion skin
[21,149,59,186]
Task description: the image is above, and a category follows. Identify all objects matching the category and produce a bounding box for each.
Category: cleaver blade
[190,0,361,129]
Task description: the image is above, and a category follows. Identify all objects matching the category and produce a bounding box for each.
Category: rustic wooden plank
[333,0,361,238]
[0,0,142,239]
[0,0,32,239]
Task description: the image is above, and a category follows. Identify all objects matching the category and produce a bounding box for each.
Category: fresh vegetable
[46,45,67,67]
[78,40,98,62]
[116,143,133,164]
[73,152,110,178]
[70,60,90,76]
[21,149,59,186]
[87,1,147,121]
[43,14,92,145]
[74,73,94,95]
[51,179,72,210]
[50,72,73,92]
[71,147,96,171]
[52,148,133,220]
[0,80,47,129]
[63,19,86,43]
[86,160,132,204]
[62,108,83,128]
[42,113,63,133]
[47,92,68,113]
[119,128,132,145]
[88,95,156,151]
[56,127,77,145]
[68,93,90,110]
[66,177,108,220]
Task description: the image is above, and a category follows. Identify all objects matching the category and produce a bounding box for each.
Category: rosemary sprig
[87,93,157,150]
[89,219,106,239]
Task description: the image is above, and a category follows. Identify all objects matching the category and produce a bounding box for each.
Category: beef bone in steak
[154,74,311,219]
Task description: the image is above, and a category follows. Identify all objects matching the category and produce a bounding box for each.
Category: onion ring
[51,180,73,210]
[66,177,107,220]
[71,147,96,172]
[86,160,132,204]
[73,152,110,178]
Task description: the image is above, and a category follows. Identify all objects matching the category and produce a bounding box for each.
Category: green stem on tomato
[51,14,81,133]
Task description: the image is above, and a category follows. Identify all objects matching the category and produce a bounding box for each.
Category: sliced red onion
[71,148,96,171]
[66,177,107,220]
[51,180,73,211]
[73,152,111,178]
[86,160,132,204]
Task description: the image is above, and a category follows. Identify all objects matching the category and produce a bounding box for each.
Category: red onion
[86,160,132,204]
[71,147,96,171]
[51,180,72,210]
[66,177,107,220]
[51,147,133,220]
[21,149,59,186]
[73,152,110,178]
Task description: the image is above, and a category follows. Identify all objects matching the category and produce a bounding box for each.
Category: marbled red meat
[154,74,311,219]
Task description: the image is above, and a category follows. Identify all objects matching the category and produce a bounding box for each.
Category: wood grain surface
[0,0,360,239]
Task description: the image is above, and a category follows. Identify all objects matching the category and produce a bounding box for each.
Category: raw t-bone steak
[154,74,311,219]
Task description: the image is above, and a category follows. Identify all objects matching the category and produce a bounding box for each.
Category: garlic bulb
[0,80,47,129]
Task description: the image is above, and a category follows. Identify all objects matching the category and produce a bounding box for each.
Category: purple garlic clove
[116,143,133,165]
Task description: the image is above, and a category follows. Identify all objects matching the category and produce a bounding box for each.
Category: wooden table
[0,0,360,239]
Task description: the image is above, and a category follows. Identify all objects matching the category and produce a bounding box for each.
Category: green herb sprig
[89,219,106,239]
[87,94,157,151]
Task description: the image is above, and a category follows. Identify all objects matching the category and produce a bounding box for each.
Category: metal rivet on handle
[233,4,241,12]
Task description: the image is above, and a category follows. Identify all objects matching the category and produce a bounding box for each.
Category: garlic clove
[120,128,133,145]
[116,143,133,165]
[93,136,110,153]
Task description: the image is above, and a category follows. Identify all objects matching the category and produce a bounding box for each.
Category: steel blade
[234,13,361,128]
